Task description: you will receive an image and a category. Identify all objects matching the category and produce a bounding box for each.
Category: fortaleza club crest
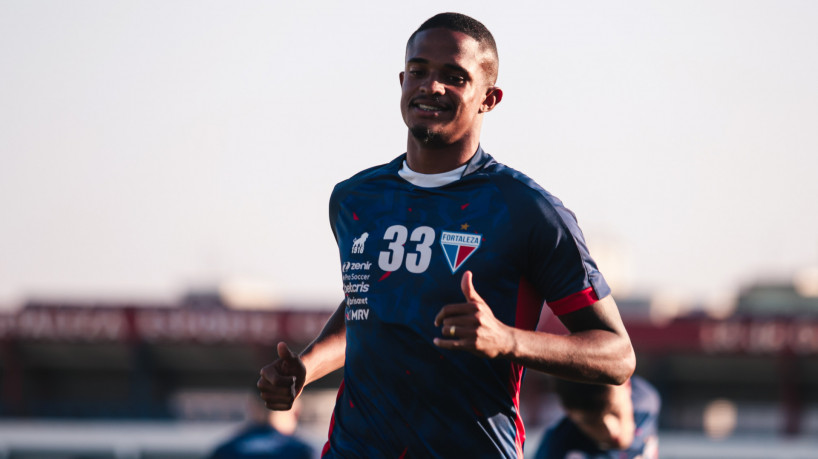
[440,231,482,273]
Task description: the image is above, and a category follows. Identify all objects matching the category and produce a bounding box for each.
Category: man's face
[399,28,496,147]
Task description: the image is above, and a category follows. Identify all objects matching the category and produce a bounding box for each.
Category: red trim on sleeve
[547,287,599,316]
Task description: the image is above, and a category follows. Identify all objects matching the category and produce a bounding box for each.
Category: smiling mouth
[411,98,450,113]
[416,103,445,112]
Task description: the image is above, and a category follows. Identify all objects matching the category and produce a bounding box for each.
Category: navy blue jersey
[207,424,313,459]
[534,377,661,459]
[324,147,610,458]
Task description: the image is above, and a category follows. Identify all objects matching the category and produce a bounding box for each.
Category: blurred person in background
[534,376,660,459]
[258,12,635,458]
[206,397,313,459]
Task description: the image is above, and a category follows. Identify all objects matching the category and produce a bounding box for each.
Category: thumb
[461,270,483,303]
[277,341,297,361]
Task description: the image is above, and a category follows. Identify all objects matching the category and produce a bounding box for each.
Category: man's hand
[257,342,307,411]
[433,271,516,359]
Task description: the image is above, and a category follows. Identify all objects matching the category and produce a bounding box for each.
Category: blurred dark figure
[207,398,313,459]
[534,376,660,459]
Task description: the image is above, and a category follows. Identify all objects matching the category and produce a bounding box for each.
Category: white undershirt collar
[398,160,466,188]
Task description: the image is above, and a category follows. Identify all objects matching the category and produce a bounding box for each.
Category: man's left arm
[434,271,635,385]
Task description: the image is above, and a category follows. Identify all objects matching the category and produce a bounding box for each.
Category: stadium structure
[1,282,818,458]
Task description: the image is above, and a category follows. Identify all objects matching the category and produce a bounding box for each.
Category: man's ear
[399,71,405,86]
[479,87,503,113]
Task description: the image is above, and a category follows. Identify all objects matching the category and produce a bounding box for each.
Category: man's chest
[334,183,523,325]
[336,184,514,278]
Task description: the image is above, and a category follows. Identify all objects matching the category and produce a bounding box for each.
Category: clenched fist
[257,342,307,411]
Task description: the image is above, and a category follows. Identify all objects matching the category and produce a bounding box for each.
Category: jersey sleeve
[494,171,611,316]
[530,198,611,315]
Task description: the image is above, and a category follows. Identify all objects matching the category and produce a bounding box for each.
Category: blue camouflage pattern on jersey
[323,147,610,458]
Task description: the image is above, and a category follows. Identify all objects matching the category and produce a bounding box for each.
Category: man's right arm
[301,299,347,386]
[257,300,346,410]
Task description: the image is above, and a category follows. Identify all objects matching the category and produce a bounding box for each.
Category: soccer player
[534,376,660,459]
[207,398,313,459]
[258,12,635,458]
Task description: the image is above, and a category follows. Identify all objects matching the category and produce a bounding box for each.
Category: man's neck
[405,134,481,174]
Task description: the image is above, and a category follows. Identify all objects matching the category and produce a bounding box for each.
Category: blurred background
[1,1,817,458]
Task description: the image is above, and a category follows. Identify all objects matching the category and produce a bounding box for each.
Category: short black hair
[407,12,499,84]
[554,378,613,412]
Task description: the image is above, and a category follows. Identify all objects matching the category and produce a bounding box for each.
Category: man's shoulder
[477,157,565,207]
[333,155,404,193]
[472,157,576,228]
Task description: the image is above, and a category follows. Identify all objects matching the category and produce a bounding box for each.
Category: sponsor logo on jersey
[440,231,482,273]
[351,232,368,254]
[345,307,370,320]
[342,273,370,281]
[343,261,372,272]
[346,297,368,306]
[343,281,370,293]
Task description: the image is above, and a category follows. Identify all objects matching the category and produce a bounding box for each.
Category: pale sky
[1,1,817,310]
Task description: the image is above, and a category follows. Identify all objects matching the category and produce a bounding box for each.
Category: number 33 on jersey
[340,222,483,309]
[376,225,481,274]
